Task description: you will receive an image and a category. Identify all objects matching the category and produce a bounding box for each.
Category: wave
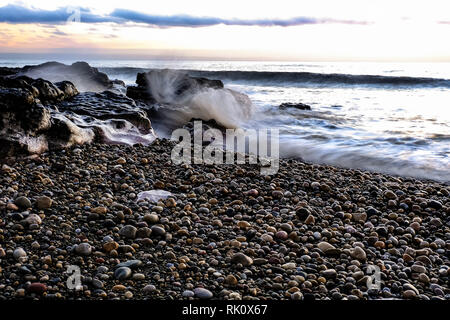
[99,67,450,89]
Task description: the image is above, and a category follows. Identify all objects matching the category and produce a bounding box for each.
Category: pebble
[14,196,31,209]
[114,267,132,280]
[13,247,27,260]
[317,242,340,255]
[27,283,47,294]
[350,247,367,261]
[151,225,166,236]
[36,196,53,209]
[75,243,92,256]
[119,225,137,239]
[231,253,253,266]
[193,288,213,299]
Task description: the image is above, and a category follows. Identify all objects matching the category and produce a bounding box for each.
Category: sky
[0,0,449,61]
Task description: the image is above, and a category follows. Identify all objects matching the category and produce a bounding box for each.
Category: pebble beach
[0,140,448,300]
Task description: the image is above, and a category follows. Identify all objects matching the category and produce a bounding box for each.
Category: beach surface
[0,140,448,300]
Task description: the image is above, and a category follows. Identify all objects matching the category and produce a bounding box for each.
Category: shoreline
[0,140,448,300]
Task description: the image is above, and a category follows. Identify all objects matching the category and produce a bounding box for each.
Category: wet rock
[279,102,312,110]
[20,61,115,92]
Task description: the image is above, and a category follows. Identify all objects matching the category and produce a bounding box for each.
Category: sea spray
[145,69,254,129]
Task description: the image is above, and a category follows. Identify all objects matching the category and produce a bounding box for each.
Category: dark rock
[58,91,153,132]
[279,102,312,110]
[19,61,115,92]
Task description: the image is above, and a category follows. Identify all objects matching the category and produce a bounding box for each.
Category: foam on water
[146,69,254,128]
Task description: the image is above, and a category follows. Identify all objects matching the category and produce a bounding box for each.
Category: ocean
[2,59,449,182]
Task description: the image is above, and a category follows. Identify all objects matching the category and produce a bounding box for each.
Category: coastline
[0,140,448,300]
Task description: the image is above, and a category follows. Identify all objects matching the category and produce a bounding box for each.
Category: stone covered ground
[0,140,448,300]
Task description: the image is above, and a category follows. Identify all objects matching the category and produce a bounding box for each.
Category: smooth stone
[116,260,143,269]
[114,267,132,280]
[13,247,27,260]
[317,242,340,255]
[350,246,367,261]
[231,253,253,266]
[24,214,42,225]
[27,283,47,294]
[143,213,159,224]
[143,284,156,293]
[36,196,52,209]
[182,290,195,297]
[75,243,92,256]
[193,288,213,299]
[151,225,166,236]
[119,225,137,239]
[15,196,31,209]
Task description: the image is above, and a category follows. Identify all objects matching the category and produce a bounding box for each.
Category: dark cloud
[0,4,368,27]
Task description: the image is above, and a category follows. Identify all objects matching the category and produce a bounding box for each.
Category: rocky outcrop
[19,61,118,92]
[58,90,153,132]
[279,102,312,110]
[126,70,224,104]
[0,70,154,159]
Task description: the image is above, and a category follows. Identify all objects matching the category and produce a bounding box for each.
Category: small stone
[352,212,367,223]
[317,242,340,255]
[116,260,143,269]
[182,290,195,297]
[164,251,177,260]
[384,190,397,200]
[144,213,159,224]
[231,253,253,266]
[143,284,156,293]
[151,225,166,236]
[428,200,442,210]
[36,196,52,209]
[322,269,337,278]
[350,246,366,261]
[194,288,213,299]
[103,241,119,252]
[291,291,303,300]
[411,264,427,274]
[13,247,27,260]
[403,290,417,299]
[24,214,42,225]
[27,283,47,294]
[75,243,92,256]
[305,214,315,224]
[119,225,137,239]
[6,203,19,211]
[15,196,31,209]
[282,262,296,270]
[124,291,133,299]
[91,207,107,215]
[114,267,132,280]
[132,273,145,281]
[225,275,238,286]
[275,231,288,240]
[117,157,127,164]
[112,284,126,291]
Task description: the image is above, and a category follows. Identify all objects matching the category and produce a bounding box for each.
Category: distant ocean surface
[2,59,449,182]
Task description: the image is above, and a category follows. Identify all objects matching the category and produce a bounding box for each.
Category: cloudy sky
[0,0,449,61]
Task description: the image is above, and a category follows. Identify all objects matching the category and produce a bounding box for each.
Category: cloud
[0,4,368,27]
